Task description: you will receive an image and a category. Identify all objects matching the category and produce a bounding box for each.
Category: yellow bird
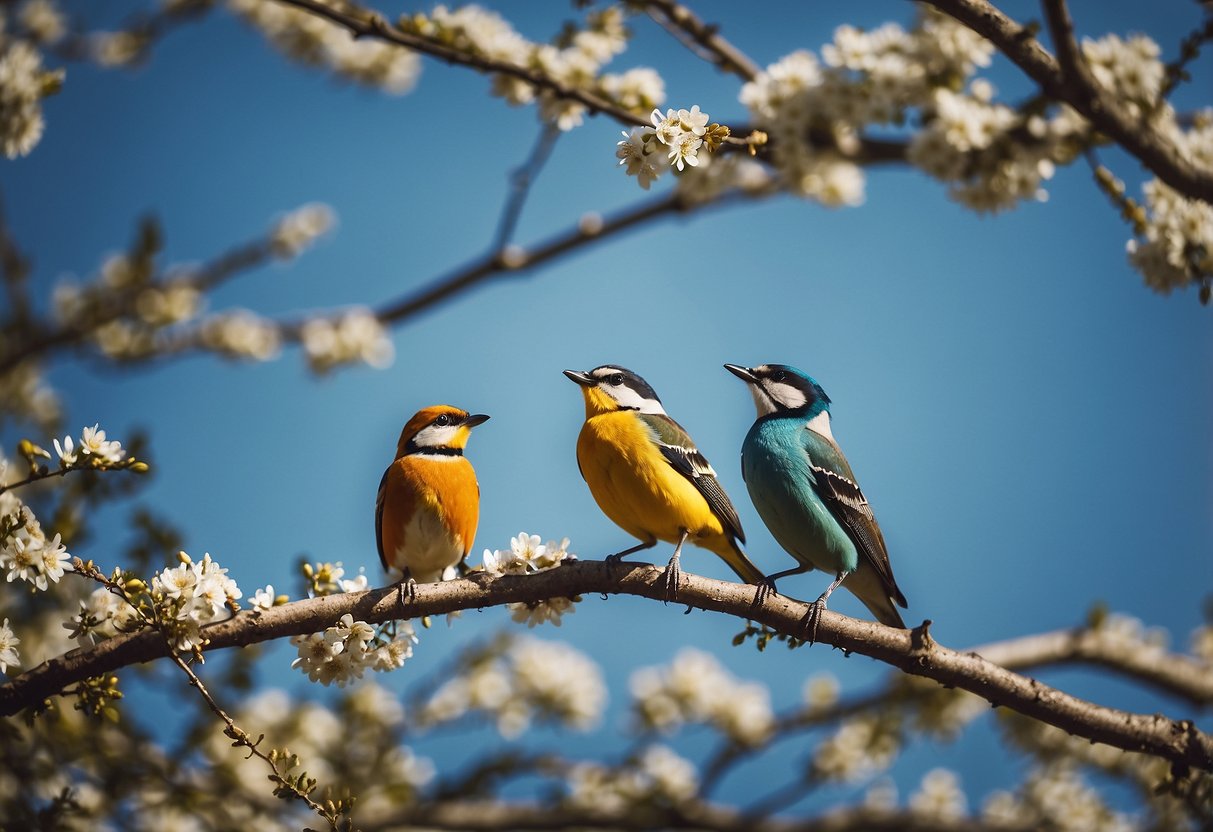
[564,365,766,599]
[376,405,489,599]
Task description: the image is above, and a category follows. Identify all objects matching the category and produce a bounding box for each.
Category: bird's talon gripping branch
[752,577,778,609]
[801,599,826,644]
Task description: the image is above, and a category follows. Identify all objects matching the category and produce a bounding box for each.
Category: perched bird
[564,365,765,598]
[724,363,907,638]
[376,405,489,600]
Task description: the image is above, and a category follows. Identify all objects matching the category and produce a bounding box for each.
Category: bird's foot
[800,599,827,645]
[604,552,629,579]
[663,555,682,604]
[396,576,417,611]
[752,577,778,609]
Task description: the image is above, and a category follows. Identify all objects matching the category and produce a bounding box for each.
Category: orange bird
[376,405,490,597]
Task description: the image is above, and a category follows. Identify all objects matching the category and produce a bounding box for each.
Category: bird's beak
[563,369,595,387]
[724,364,757,383]
[462,413,490,428]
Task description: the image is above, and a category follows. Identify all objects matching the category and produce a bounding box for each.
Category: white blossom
[0,618,20,674]
[250,585,276,611]
[630,649,773,744]
[79,423,125,463]
[909,768,967,819]
[301,308,393,373]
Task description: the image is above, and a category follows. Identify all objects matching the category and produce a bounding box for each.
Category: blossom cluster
[1127,114,1213,294]
[228,0,421,94]
[0,26,62,158]
[629,648,773,745]
[299,308,394,374]
[421,637,606,738]
[811,714,902,781]
[482,531,576,627]
[616,105,731,190]
[64,585,142,647]
[151,551,242,650]
[983,763,1133,832]
[565,744,698,812]
[909,768,968,820]
[1,464,70,593]
[401,5,661,131]
[51,204,338,367]
[291,612,418,687]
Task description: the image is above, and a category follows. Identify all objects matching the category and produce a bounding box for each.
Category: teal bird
[725,363,908,638]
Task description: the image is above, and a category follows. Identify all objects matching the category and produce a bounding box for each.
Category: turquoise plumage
[726,363,908,637]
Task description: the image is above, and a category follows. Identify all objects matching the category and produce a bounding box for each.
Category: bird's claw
[752,578,778,609]
[800,599,826,644]
[396,577,417,611]
[663,557,682,603]
[604,552,626,579]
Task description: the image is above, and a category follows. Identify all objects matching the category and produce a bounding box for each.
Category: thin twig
[491,124,562,253]
[640,0,762,82]
[3,561,1211,772]
[0,235,273,377]
[270,0,649,128]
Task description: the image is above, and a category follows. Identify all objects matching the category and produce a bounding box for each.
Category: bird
[375,405,489,603]
[724,363,907,640]
[563,365,766,600]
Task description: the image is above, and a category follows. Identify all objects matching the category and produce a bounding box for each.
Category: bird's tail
[845,566,907,629]
[704,536,767,586]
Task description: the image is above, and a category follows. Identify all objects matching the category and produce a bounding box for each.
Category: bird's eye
[772,370,787,382]
[434,414,451,426]
[609,373,624,386]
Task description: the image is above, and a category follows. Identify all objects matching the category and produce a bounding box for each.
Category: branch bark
[368,799,1037,832]
[919,0,1213,204]
[2,560,1210,772]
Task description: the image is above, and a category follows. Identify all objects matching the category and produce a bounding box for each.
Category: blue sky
[4,0,1211,813]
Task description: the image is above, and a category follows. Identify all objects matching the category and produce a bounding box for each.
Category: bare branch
[972,626,1213,707]
[640,0,762,82]
[919,0,1213,204]
[1039,0,1090,89]
[3,561,1210,772]
[370,192,695,326]
[491,125,561,254]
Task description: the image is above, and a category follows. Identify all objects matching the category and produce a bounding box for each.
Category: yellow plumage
[577,411,734,555]
[568,369,765,586]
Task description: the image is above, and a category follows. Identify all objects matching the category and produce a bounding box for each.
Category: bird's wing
[804,432,906,607]
[375,465,390,572]
[642,413,746,545]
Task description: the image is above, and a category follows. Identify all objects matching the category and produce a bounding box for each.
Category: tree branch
[919,0,1213,204]
[640,0,762,82]
[269,0,649,128]
[3,560,1210,772]
[369,798,1040,832]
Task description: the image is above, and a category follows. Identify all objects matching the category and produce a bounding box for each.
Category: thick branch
[971,627,1213,707]
[371,799,1039,832]
[919,0,1213,204]
[2,561,1210,772]
[270,0,648,128]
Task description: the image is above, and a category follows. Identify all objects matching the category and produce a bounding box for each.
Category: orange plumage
[375,405,489,584]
